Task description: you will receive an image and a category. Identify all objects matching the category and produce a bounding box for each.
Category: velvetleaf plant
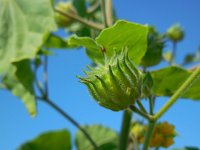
[0,0,200,150]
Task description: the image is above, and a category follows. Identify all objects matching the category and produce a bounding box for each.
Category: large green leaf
[68,20,148,65]
[0,0,56,74]
[150,66,200,100]
[76,125,118,150]
[1,60,36,116]
[18,129,71,150]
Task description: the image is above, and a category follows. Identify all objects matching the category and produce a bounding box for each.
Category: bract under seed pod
[78,50,143,111]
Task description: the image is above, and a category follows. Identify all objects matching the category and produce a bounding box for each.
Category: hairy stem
[37,97,99,150]
[54,8,104,30]
[118,110,132,150]
[154,67,200,120]
[142,121,156,150]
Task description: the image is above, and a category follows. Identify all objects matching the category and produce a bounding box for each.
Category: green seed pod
[54,1,76,28]
[166,24,184,42]
[78,51,143,111]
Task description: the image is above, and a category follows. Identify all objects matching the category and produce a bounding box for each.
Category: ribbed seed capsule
[78,51,143,111]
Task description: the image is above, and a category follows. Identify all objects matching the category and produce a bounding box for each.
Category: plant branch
[129,105,152,121]
[136,100,148,114]
[154,67,200,120]
[54,8,104,30]
[170,42,177,65]
[142,120,156,150]
[105,0,113,26]
[149,96,154,115]
[100,0,108,27]
[34,58,99,149]
[43,55,49,98]
[87,1,101,14]
[37,97,99,150]
[34,63,45,97]
[118,110,132,150]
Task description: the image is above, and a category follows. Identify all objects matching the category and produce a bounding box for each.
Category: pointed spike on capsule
[82,69,88,75]
[117,58,121,67]
[108,65,114,76]
[95,75,102,81]
[103,53,109,65]
[109,65,118,84]
[125,50,130,61]
[95,75,108,89]
[77,75,90,83]
[124,46,128,53]
[87,65,94,71]
[113,49,118,57]
[123,51,126,62]
[125,53,140,77]
[76,75,84,80]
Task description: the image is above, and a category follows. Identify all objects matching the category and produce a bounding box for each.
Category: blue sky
[1,0,200,149]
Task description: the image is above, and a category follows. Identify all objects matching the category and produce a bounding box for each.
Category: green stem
[43,55,49,98]
[54,8,104,30]
[37,97,99,150]
[154,67,200,120]
[149,96,154,115]
[129,105,152,121]
[170,42,177,65]
[142,121,156,150]
[105,0,113,26]
[118,110,132,150]
[100,0,107,27]
[87,1,100,14]
[136,100,148,114]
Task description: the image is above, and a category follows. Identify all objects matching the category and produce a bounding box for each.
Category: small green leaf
[43,34,70,49]
[140,26,165,67]
[76,125,118,150]
[18,129,71,150]
[68,20,148,65]
[68,35,103,64]
[183,54,195,65]
[142,72,154,97]
[150,66,200,100]
[2,60,36,116]
[0,0,56,74]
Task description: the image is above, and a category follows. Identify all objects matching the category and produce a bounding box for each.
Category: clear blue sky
[1,0,200,149]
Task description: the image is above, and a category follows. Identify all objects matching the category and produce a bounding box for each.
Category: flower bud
[166,24,184,42]
[78,51,143,111]
[55,2,76,28]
